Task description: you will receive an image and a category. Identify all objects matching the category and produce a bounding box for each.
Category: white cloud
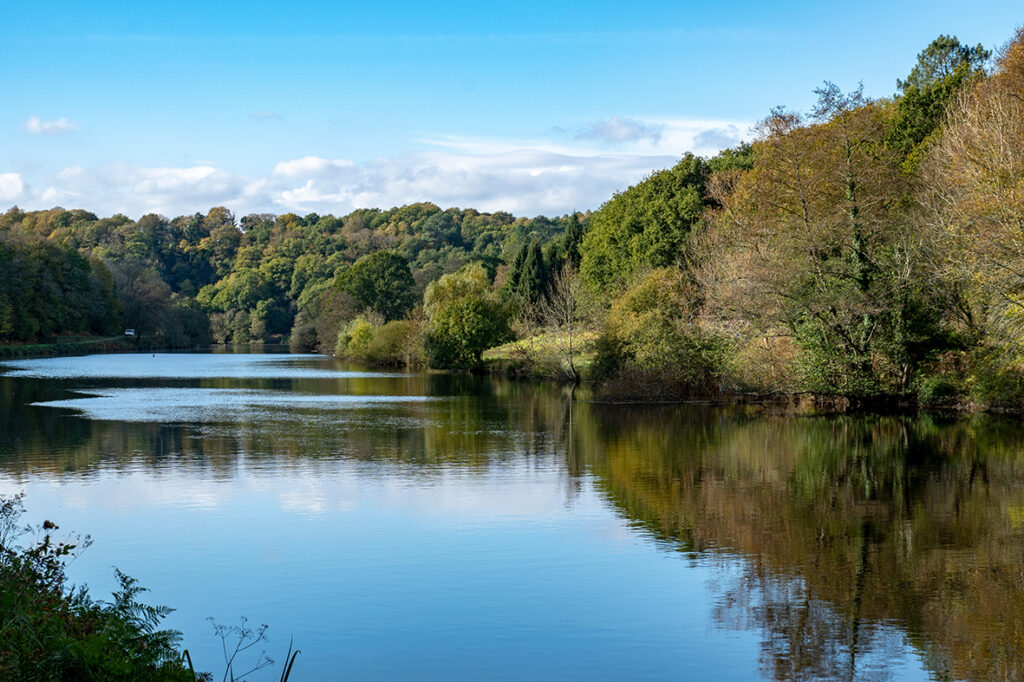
[0,173,25,202]
[24,115,80,135]
[640,117,752,156]
[16,164,248,216]
[272,156,356,178]
[577,116,664,144]
[258,148,680,217]
[3,117,752,217]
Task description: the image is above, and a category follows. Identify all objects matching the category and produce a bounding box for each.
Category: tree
[889,35,991,172]
[580,154,708,295]
[702,87,942,394]
[201,207,240,278]
[539,263,589,381]
[919,27,1024,401]
[424,263,510,369]
[111,261,174,337]
[517,239,548,303]
[561,212,584,268]
[591,268,724,400]
[336,250,416,321]
[897,35,990,92]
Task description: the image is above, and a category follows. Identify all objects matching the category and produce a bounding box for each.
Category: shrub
[366,320,413,365]
[336,316,375,358]
[289,311,319,352]
[591,268,727,399]
[967,350,1024,408]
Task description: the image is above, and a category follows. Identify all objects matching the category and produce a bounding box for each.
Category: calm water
[2,351,1023,680]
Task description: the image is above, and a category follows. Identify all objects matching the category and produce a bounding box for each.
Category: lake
[1,350,1022,680]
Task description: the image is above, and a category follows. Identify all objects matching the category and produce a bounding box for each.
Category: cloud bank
[4,117,750,218]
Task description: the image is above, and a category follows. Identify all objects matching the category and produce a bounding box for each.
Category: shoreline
[2,344,1009,416]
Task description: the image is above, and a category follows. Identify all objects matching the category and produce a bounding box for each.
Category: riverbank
[0,335,137,359]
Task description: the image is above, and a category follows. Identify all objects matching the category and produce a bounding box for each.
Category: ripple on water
[0,352,406,380]
[32,387,438,422]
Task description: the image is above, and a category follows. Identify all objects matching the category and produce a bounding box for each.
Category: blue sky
[1,1,1021,218]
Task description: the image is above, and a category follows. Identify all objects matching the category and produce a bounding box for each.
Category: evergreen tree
[504,242,527,294]
[888,35,990,172]
[562,212,583,268]
[517,239,549,304]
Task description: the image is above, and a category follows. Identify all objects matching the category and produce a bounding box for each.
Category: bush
[726,335,799,394]
[365,320,413,365]
[336,317,375,358]
[967,350,1024,408]
[289,314,319,352]
[917,375,960,404]
[425,297,510,370]
[590,268,727,399]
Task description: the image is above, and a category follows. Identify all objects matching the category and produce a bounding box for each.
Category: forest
[4,29,1024,408]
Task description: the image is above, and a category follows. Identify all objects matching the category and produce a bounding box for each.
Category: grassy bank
[0,335,140,359]
[482,331,597,379]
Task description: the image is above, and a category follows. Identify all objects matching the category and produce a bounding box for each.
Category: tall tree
[920,28,1024,365]
[517,239,548,304]
[562,212,584,268]
[702,87,941,394]
[889,35,991,172]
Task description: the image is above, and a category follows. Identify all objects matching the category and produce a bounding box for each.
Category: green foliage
[0,235,120,343]
[561,211,584,268]
[336,316,375,357]
[504,239,551,305]
[335,317,420,365]
[964,349,1024,408]
[336,251,416,321]
[366,320,415,364]
[424,263,511,369]
[288,311,319,352]
[888,35,990,172]
[706,142,756,174]
[0,494,192,681]
[917,374,960,404]
[591,269,726,398]
[897,35,990,93]
[580,154,709,295]
[0,202,572,350]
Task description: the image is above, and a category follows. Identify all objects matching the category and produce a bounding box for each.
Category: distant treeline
[0,203,573,352]
[5,29,1024,408]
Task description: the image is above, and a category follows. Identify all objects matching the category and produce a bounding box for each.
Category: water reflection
[1,353,1023,679]
[0,352,406,379]
[578,406,1024,681]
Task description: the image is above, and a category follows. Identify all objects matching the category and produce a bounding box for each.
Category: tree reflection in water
[579,405,1024,681]
[3,366,1023,680]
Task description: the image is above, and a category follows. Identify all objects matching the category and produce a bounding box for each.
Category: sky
[1,1,1021,219]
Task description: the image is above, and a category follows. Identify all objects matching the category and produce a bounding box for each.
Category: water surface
[2,351,1022,680]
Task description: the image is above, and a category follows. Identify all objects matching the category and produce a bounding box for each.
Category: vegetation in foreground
[0,493,297,682]
[4,29,1024,409]
[0,493,192,681]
